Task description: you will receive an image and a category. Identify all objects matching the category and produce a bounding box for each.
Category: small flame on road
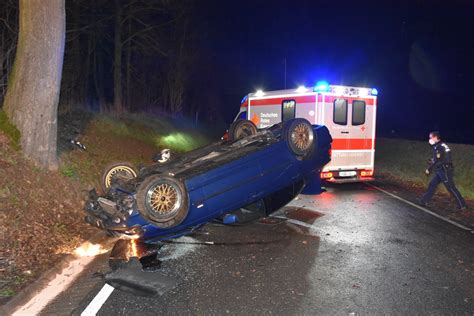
[122,234,141,258]
[130,238,139,257]
[74,242,108,257]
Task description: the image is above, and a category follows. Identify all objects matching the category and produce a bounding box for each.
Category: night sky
[194,0,474,143]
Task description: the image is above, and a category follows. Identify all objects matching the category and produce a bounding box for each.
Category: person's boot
[418,199,429,207]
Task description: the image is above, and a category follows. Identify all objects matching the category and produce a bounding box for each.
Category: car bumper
[324,177,374,183]
[84,189,143,236]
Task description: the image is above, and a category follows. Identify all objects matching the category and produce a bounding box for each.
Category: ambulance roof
[248,85,378,99]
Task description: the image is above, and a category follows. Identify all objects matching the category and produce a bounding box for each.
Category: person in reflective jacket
[419,131,467,210]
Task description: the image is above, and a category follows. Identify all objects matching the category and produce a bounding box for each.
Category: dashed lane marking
[81,284,115,316]
[366,183,473,232]
[272,215,316,230]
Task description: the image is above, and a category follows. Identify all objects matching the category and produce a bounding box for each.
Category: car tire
[136,175,189,228]
[284,118,316,159]
[101,162,138,191]
[228,119,258,141]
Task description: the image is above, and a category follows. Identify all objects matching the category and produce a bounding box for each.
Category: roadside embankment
[0,110,216,303]
[375,137,473,200]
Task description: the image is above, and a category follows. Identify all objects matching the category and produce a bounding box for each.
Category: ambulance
[233,82,378,182]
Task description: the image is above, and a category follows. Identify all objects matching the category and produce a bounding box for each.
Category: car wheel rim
[106,166,137,188]
[235,124,255,139]
[146,182,182,218]
[291,123,313,152]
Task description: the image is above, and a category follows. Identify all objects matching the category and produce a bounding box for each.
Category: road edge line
[0,232,112,316]
[366,183,473,232]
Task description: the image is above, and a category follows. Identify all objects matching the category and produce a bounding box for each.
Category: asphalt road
[43,183,474,315]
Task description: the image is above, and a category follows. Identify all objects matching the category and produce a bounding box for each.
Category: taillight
[320,172,333,179]
[360,170,373,177]
[221,130,229,141]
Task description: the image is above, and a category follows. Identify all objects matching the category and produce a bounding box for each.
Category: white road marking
[366,183,473,232]
[272,215,315,229]
[12,255,97,316]
[11,241,110,316]
[79,235,203,314]
[81,284,115,316]
[271,215,320,237]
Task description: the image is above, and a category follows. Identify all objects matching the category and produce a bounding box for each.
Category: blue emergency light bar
[312,80,379,96]
[313,81,329,92]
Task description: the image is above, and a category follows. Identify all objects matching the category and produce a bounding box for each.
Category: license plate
[339,171,357,177]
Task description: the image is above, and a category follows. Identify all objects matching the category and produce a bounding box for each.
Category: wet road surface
[43,183,474,315]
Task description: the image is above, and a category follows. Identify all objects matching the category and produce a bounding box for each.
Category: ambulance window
[352,100,366,125]
[282,100,296,122]
[333,99,348,125]
[236,111,247,121]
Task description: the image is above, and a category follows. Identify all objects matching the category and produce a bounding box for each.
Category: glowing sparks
[74,242,108,257]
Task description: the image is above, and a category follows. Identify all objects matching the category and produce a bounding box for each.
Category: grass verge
[0,110,21,151]
[60,113,213,187]
[375,138,474,200]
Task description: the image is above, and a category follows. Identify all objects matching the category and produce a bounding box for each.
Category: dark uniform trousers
[421,165,466,208]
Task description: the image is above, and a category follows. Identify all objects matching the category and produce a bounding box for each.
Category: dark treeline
[0,0,17,107]
[0,0,221,121]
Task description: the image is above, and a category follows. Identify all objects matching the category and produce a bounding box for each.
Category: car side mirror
[152,149,171,163]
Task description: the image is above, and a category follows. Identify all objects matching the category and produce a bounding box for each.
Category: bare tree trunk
[0,1,15,105]
[3,0,65,170]
[113,0,123,114]
[93,46,106,112]
[125,43,131,112]
[0,4,5,102]
[0,44,4,102]
[167,17,188,115]
[84,32,92,110]
[70,0,83,107]
[125,5,132,112]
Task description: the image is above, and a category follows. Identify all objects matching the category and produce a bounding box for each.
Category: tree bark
[70,0,83,106]
[113,0,123,114]
[125,4,132,112]
[3,0,65,170]
[0,44,4,101]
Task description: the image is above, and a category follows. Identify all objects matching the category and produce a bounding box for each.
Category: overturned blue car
[84,118,332,243]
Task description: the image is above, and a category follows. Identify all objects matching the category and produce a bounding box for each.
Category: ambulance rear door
[321,94,376,178]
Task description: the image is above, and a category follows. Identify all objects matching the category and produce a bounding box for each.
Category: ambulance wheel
[285,118,316,158]
[228,119,258,141]
[136,175,189,228]
[101,162,138,191]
